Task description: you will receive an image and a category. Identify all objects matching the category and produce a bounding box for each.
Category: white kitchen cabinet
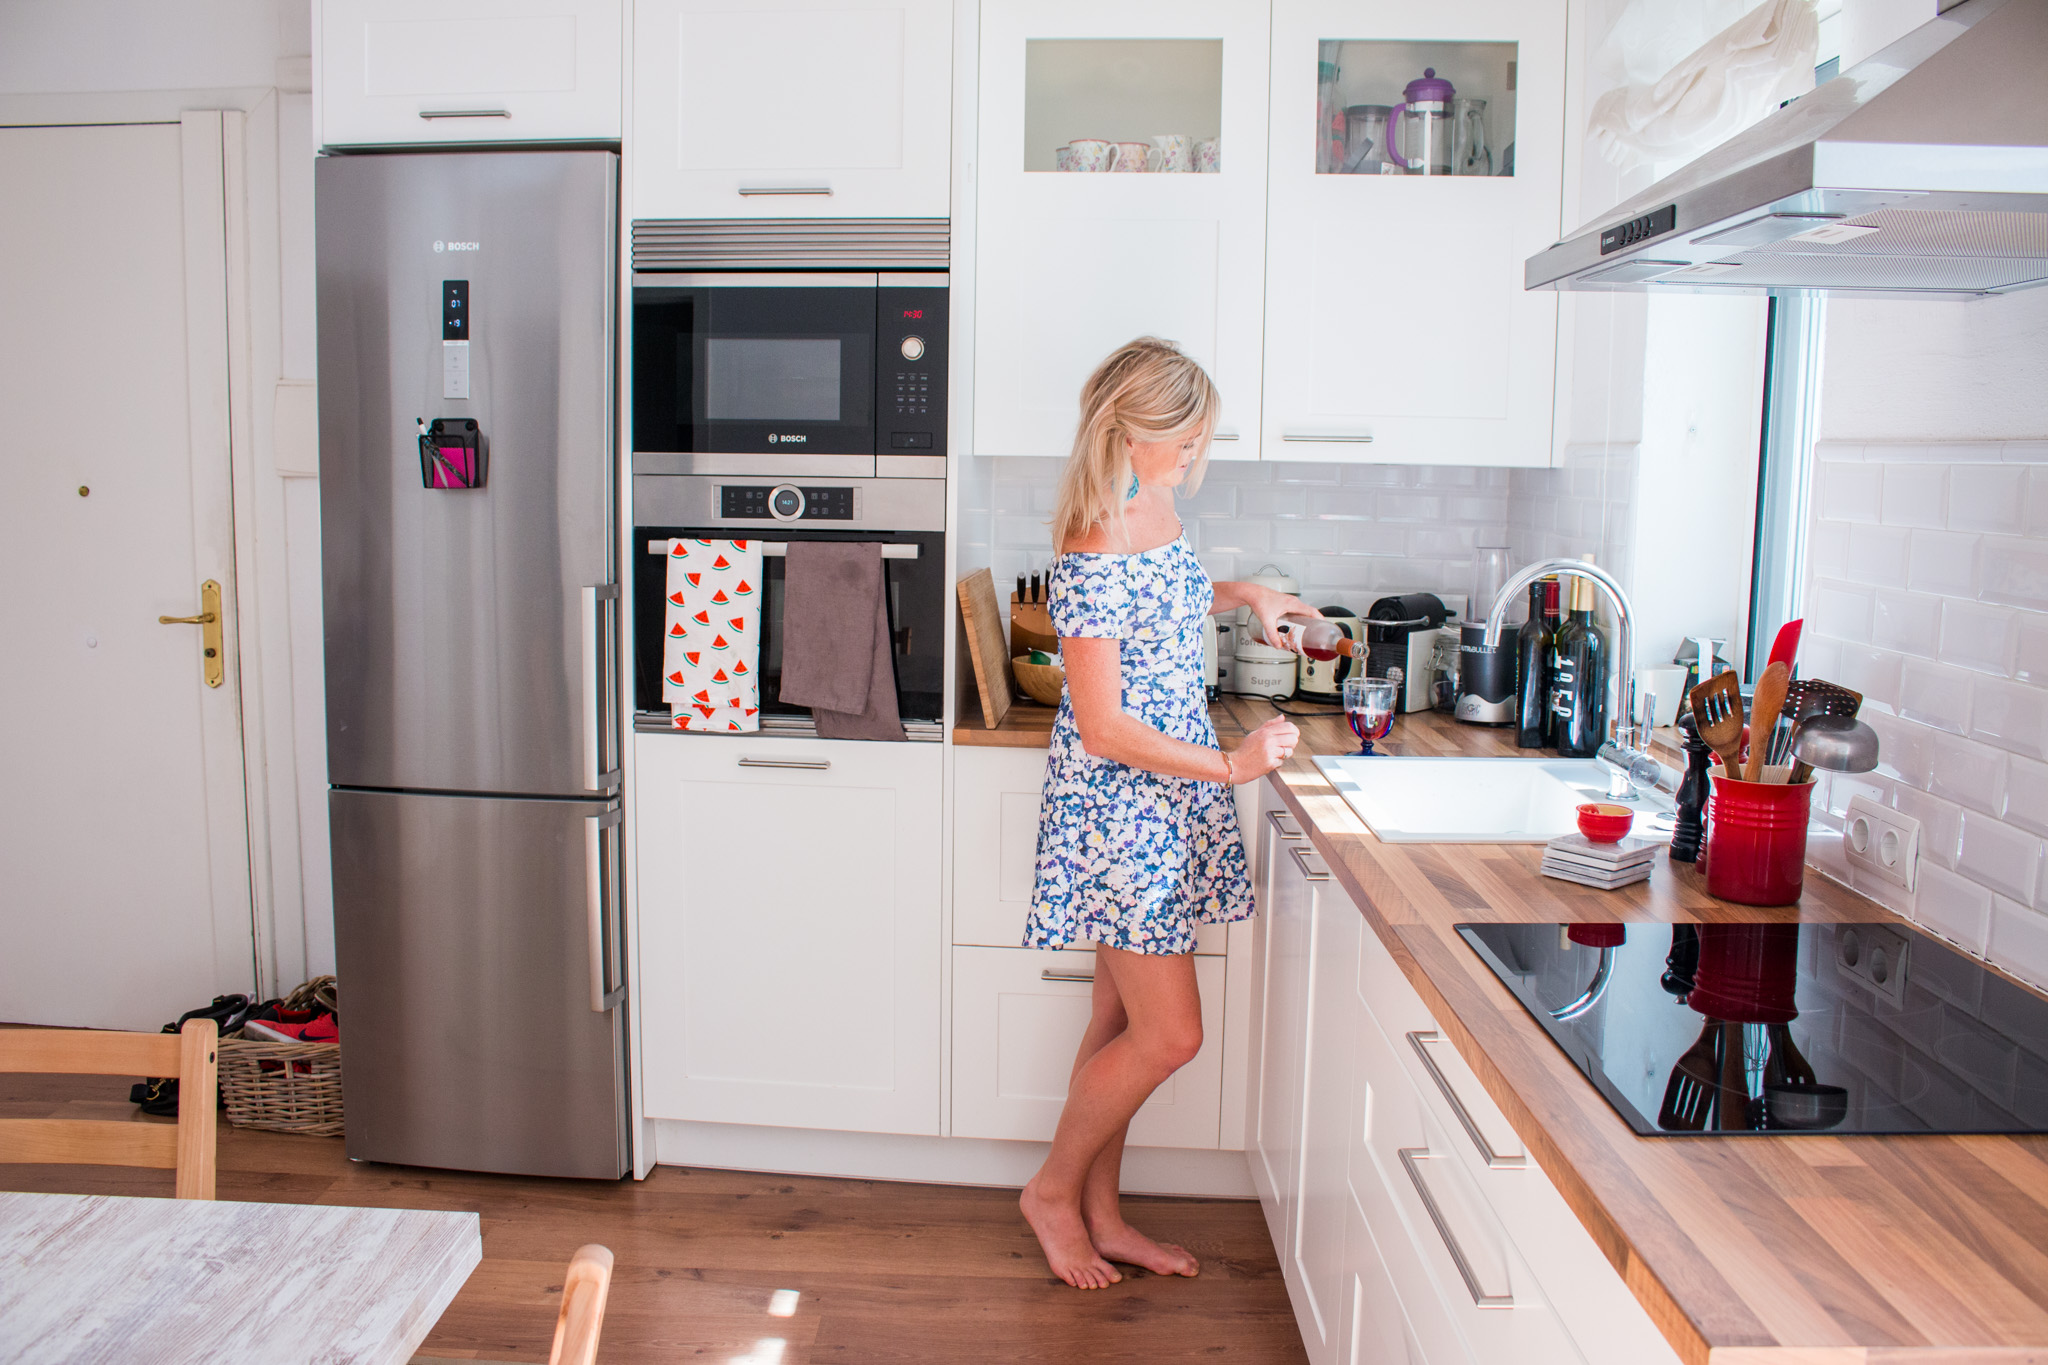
[634,734,941,1135]
[1260,0,1567,466]
[1251,801,1316,1256]
[973,0,1269,461]
[315,0,622,147]
[631,0,952,220]
[1339,1188,1431,1365]
[951,745,1223,954]
[950,946,1224,1148]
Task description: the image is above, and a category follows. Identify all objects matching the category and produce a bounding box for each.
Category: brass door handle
[159,580,224,688]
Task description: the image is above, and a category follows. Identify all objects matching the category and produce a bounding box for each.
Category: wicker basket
[218,976,344,1137]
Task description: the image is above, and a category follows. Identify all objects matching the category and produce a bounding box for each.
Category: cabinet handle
[1265,809,1306,841]
[584,809,625,1013]
[737,756,831,770]
[1288,846,1331,882]
[1398,1148,1515,1309]
[1406,1032,1526,1170]
[1041,969,1096,984]
[1211,431,1239,441]
[1281,430,1374,443]
[419,108,512,120]
[738,184,833,196]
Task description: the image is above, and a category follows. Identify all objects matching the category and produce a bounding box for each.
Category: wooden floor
[2,1068,1306,1363]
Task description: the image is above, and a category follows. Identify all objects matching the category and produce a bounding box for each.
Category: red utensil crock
[1704,773,1813,906]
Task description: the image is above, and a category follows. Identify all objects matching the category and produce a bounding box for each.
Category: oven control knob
[899,335,926,361]
[769,484,806,522]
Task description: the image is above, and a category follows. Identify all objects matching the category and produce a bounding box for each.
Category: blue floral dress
[1023,534,1255,956]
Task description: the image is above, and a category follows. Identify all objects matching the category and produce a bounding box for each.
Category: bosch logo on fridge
[432,240,482,253]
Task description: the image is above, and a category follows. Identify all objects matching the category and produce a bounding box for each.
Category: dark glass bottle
[1549,575,1608,758]
[1515,580,1552,748]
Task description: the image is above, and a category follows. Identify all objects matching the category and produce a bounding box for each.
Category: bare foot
[1087,1219,1200,1278]
[1021,1179,1122,1289]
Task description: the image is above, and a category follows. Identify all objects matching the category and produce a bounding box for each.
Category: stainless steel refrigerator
[317,150,628,1179]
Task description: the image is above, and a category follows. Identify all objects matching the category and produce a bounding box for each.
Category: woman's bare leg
[1020,946,1204,1288]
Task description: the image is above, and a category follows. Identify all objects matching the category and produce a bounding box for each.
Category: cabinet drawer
[951,947,1224,1149]
[317,0,623,147]
[952,746,1223,954]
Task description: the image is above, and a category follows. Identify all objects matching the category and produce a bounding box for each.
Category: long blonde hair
[1050,337,1219,554]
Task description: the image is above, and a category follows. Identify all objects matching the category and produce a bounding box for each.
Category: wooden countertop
[1226,697,2048,1364]
[951,698,1248,747]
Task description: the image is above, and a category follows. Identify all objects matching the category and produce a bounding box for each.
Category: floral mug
[1066,139,1114,172]
[1110,140,1151,172]
[1151,134,1193,172]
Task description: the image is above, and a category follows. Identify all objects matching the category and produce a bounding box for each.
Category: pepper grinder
[1670,710,1711,863]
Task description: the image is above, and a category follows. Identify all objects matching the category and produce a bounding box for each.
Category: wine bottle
[1550,575,1608,758]
[1251,613,1364,662]
[1515,579,1552,749]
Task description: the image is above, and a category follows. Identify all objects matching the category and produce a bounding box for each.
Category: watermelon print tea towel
[663,538,763,731]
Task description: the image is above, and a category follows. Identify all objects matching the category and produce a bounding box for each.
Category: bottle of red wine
[1515,579,1552,749]
[1549,574,1608,758]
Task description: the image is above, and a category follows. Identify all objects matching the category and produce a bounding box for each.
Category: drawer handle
[1407,1032,1526,1170]
[1210,431,1239,441]
[738,184,833,196]
[1281,430,1374,443]
[419,108,512,120]
[737,756,831,770]
[1041,969,1096,984]
[1288,846,1331,882]
[1265,809,1306,841]
[1398,1148,1515,1309]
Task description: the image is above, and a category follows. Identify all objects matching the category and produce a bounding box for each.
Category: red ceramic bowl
[1576,802,1635,843]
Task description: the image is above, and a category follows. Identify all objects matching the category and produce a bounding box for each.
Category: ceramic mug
[1194,137,1221,172]
[1054,145,1076,172]
[1066,139,1114,172]
[1151,133,1193,173]
[1110,140,1151,172]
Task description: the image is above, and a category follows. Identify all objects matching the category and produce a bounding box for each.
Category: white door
[0,118,255,1030]
[634,734,942,1135]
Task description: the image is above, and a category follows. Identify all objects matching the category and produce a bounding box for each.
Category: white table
[0,1191,481,1364]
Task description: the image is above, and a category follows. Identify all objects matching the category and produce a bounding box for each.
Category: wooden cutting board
[956,568,1014,729]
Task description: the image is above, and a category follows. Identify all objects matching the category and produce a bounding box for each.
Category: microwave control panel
[720,484,857,521]
[878,281,948,457]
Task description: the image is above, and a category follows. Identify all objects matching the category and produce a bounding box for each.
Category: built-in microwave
[632,272,948,479]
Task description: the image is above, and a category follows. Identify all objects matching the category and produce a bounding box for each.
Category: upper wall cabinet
[316,0,624,147]
[973,1,1270,461]
[631,0,952,220]
[1262,0,1567,466]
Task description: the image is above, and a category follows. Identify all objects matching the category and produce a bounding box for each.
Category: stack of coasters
[1541,833,1660,890]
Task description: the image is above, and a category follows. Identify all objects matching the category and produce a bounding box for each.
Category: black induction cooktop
[1456,921,2048,1136]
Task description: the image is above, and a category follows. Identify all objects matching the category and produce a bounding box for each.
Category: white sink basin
[1313,755,1674,843]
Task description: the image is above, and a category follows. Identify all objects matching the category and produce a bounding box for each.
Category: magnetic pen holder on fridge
[419,418,485,490]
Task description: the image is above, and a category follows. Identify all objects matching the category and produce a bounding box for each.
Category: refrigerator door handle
[584,585,622,794]
[585,807,626,1013]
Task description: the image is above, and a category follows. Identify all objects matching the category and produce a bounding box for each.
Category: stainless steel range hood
[1527,0,2048,299]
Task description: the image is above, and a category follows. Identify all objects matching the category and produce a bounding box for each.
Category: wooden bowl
[1011,654,1065,706]
[1011,620,1059,656]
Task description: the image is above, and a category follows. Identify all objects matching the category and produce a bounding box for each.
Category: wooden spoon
[1689,672,1745,777]
[1746,661,1791,783]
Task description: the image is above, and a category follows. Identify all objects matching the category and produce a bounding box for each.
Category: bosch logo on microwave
[767,433,808,444]
[432,240,482,253]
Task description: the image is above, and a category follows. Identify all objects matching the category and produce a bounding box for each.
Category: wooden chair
[548,1244,614,1365]
[0,1018,218,1199]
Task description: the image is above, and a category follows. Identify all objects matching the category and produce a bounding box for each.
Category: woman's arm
[1064,636,1299,783]
[1210,580,1322,653]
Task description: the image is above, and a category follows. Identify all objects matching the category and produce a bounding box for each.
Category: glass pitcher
[1342,104,1392,174]
[1453,97,1492,176]
[1386,67,1456,176]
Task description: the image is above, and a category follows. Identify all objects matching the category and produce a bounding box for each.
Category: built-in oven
[632,272,948,479]
[633,475,945,738]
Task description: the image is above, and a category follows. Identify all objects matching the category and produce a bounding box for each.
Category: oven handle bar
[645,540,919,559]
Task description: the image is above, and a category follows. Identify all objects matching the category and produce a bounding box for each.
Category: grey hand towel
[779,541,906,741]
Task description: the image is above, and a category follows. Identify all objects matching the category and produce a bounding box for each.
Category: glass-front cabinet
[973,0,1270,461]
[1264,0,1567,466]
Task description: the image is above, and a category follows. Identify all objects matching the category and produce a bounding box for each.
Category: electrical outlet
[1844,795,1920,893]
[1833,922,1911,1008]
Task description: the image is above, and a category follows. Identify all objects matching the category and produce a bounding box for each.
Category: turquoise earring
[1125,473,1141,501]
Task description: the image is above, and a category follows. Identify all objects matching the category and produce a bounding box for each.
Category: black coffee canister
[1456,621,1516,725]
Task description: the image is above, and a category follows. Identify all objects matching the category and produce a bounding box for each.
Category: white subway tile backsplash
[1928,731,2007,815]
[1309,489,1380,519]
[1981,537,2048,613]
[1236,485,1308,518]
[1833,644,1904,713]
[2028,469,2048,536]
[1972,676,2048,760]
[1880,463,1949,529]
[1938,600,2020,677]
[1269,463,1344,485]
[1871,589,1942,656]
[1847,524,1913,588]
[1912,862,1994,959]
[1303,560,1379,592]
[1408,525,1481,559]
[1340,463,1415,487]
[2006,441,2048,464]
[993,514,1048,546]
[1867,710,1935,786]
[1269,519,1344,554]
[2019,616,2048,687]
[1196,519,1272,554]
[1893,785,1965,869]
[2003,757,2048,840]
[1377,493,1446,522]
[1822,461,1884,523]
[1957,812,2044,906]
[1812,582,1876,642]
[1948,465,2029,535]
[1899,657,1975,734]
[1907,530,1980,597]
[1808,521,1851,579]
[1988,896,2048,991]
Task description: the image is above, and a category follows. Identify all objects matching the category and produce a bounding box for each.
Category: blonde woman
[1019,338,1310,1289]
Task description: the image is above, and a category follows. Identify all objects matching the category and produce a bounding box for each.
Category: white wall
[0,0,331,989]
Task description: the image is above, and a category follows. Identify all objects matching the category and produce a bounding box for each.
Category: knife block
[1010,595,1056,657]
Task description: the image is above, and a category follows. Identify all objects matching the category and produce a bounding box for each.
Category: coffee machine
[1362,593,1449,712]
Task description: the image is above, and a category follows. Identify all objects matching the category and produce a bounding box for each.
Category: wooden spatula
[1689,671,1745,777]
[1746,661,1792,783]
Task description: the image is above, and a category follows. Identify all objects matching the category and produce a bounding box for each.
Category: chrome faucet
[1481,558,1670,801]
